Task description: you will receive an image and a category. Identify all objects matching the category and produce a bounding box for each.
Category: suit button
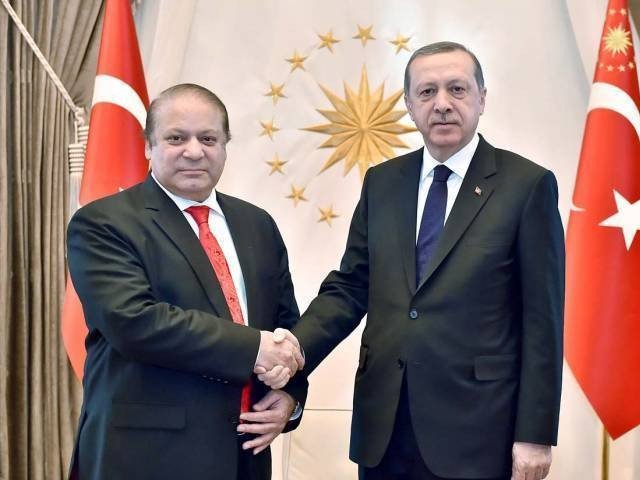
[397,358,405,369]
[409,309,418,319]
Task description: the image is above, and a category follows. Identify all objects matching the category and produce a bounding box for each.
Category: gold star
[621,8,627,15]
[260,120,280,139]
[390,34,411,54]
[353,24,375,46]
[265,82,286,104]
[318,205,339,226]
[599,62,605,69]
[286,50,307,72]
[618,64,627,72]
[603,24,632,56]
[629,61,635,69]
[286,185,308,206]
[607,65,614,71]
[304,66,416,179]
[609,8,617,15]
[318,30,340,53]
[266,154,287,175]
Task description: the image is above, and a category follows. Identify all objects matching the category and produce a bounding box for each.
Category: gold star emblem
[621,8,627,15]
[609,8,617,15]
[618,64,627,72]
[286,185,308,206]
[260,120,280,139]
[265,82,286,104]
[353,25,375,46]
[318,205,339,226]
[607,65,614,72]
[266,154,287,175]
[603,24,632,56]
[318,30,340,53]
[286,50,307,72]
[390,34,411,54]
[599,62,605,69]
[304,66,416,179]
[629,61,635,69]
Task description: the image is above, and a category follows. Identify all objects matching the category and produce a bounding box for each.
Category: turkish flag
[565,0,640,439]
[61,0,149,379]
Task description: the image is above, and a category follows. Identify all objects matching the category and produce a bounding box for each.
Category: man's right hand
[255,330,304,383]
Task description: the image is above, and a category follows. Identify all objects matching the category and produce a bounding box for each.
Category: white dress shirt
[415,133,480,242]
[151,173,249,324]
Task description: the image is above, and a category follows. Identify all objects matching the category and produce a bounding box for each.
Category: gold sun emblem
[303,66,416,179]
[603,24,632,56]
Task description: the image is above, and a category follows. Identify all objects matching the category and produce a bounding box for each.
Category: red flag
[565,0,640,439]
[61,0,149,379]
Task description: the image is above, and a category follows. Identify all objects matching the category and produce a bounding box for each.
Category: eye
[201,136,217,145]
[419,87,435,97]
[450,85,467,98]
[166,135,183,144]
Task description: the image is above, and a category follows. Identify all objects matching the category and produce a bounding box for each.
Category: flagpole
[601,427,609,480]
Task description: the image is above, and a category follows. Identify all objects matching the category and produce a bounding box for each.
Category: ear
[404,95,415,121]
[144,140,151,160]
[479,87,487,115]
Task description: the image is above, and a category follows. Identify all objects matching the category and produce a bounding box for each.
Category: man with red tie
[66,83,306,480]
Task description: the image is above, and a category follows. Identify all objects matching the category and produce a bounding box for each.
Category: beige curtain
[0,1,102,479]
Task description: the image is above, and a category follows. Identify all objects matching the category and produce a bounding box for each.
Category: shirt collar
[420,132,479,183]
[151,172,225,217]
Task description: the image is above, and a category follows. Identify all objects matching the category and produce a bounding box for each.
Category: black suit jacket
[293,136,564,478]
[67,176,306,479]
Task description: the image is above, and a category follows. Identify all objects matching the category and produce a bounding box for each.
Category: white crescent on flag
[91,74,147,129]
[587,81,640,141]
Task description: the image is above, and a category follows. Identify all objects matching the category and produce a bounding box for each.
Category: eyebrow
[163,128,221,135]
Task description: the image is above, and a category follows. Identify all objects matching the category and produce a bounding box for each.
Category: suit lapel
[417,136,498,291]
[216,193,264,329]
[396,149,423,294]
[141,177,231,319]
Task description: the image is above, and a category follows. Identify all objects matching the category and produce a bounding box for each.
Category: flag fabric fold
[565,0,640,439]
[61,0,149,379]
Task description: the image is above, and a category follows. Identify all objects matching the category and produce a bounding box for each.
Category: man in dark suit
[285,41,564,480]
[67,83,306,479]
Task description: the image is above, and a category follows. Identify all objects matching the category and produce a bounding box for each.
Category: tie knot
[433,165,452,183]
[185,205,210,225]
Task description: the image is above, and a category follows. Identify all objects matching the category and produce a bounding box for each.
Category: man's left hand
[511,442,552,480]
[237,390,296,454]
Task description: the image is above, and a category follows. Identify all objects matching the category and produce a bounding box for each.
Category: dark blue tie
[416,164,452,285]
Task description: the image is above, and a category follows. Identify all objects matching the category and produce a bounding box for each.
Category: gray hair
[144,83,231,145]
[404,41,485,95]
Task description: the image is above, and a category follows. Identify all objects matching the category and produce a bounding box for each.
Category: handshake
[254,328,304,389]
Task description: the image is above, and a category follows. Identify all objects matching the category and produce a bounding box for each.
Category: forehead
[154,93,223,129]
[409,50,476,84]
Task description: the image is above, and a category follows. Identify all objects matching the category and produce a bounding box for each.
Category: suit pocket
[357,345,369,371]
[474,354,519,381]
[110,402,186,430]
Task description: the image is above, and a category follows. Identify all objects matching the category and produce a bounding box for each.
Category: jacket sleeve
[513,169,565,445]
[67,205,261,385]
[265,214,309,428]
[292,170,372,374]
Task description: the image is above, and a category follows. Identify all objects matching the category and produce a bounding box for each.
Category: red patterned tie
[185,205,251,415]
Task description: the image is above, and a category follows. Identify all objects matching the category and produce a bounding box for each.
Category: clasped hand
[254,328,304,389]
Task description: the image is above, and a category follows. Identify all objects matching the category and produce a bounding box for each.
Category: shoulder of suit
[71,181,146,222]
[365,148,422,178]
[216,191,275,222]
[492,146,553,183]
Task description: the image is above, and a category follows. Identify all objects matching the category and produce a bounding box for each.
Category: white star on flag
[599,190,640,250]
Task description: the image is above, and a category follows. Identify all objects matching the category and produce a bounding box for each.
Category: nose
[182,137,204,159]
[433,91,453,115]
